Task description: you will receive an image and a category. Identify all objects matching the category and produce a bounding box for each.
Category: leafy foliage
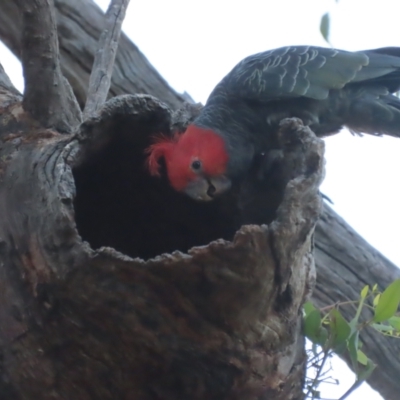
[304,280,400,399]
[374,279,400,323]
[320,13,331,44]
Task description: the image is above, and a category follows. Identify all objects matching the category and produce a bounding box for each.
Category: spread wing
[219,46,400,101]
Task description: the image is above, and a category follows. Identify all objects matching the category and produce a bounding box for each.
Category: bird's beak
[183,175,232,201]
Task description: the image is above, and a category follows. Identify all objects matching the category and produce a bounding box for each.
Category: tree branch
[0,0,186,109]
[0,88,324,398]
[83,0,130,119]
[314,205,400,400]
[16,0,81,132]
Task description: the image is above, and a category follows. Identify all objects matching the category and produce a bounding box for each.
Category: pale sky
[2,0,399,398]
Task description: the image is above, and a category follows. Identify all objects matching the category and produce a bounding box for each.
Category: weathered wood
[83,0,130,119]
[0,0,186,109]
[0,66,324,398]
[16,0,81,132]
[314,206,400,400]
[1,1,400,398]
[0,66,38,136]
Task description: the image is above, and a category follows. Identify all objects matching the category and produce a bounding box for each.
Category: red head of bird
[146,125,231,201]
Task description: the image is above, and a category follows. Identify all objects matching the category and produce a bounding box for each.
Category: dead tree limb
[0,50,324,397]
[16,0,81,132]
[83,0,130,119]
[0,0,186,109]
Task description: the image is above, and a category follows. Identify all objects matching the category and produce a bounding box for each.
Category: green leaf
[317,327,329,347]
[304,309,328,346]
[360,285,369,299]
[374,279,400,322]
[372,323,394,334]
[350,288,369,332]
[329,309,351,351]
[303,301,316,317]
[357,350,368,366]
[373,294,380,307]
[348,331,360,373]
[304,309,321,342]
[320,13,331,44]
[389,316,400,331]
[357,359,376,382]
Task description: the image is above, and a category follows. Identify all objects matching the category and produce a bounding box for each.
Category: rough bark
[0,55,325,398]
[83,0,130,119]
[1,1,400,399]
[16,0,81,132]
[0,0,187,109]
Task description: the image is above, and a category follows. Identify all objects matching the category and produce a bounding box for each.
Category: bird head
[146,125,231,201]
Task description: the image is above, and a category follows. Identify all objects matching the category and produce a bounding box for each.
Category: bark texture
[0,60,325,398]
[1,1,400,399]
[17,0,81,132]
[0,0,186,109]
[83,0,130,119]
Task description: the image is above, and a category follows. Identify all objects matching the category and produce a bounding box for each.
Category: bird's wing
[220,46,400,101]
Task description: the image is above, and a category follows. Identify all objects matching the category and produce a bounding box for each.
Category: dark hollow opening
[72,109,285,259]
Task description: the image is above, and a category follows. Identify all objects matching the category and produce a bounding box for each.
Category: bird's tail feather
[346,91,400,138]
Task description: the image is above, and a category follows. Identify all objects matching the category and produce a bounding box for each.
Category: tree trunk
[1,1,400,399]
[0,0,186,110]
[0,52,324,398]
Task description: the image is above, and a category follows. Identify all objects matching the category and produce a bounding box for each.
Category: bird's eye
[191,160,202,171]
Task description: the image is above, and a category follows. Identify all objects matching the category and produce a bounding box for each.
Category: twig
[17,0,82,133]
[305,351,330,399]
[319,301,353,312]
[306,349,325,366]
[83,0,131,119]
[338,380,364,400]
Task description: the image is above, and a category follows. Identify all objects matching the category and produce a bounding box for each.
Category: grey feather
[219,46,387,100]
[194,45,400,179]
